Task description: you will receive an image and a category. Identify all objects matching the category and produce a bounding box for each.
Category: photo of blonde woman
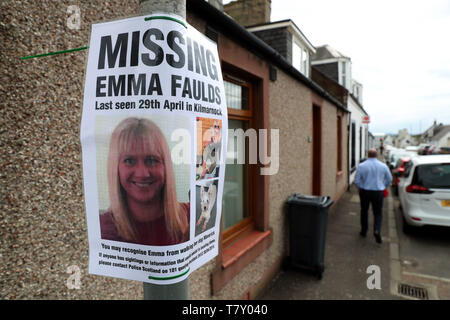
[99,117,190,246]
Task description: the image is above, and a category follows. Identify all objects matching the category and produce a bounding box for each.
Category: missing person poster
[80,14,227,284]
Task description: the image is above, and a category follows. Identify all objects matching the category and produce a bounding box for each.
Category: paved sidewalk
[259,184,403,300]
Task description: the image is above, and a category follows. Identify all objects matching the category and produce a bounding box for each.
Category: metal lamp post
[139,0,189,300]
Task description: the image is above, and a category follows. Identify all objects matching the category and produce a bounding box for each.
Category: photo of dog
[201,142,220,177]
[196,118,222,180]
[195,180,218,236]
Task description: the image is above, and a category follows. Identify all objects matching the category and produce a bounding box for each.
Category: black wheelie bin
[284,194,333,279]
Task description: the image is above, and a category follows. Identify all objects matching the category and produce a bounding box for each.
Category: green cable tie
[144,15,187,28]
[148,267,190,281]
[20,46,89,60]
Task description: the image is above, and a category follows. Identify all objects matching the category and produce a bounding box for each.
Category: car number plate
[442,200,450,207]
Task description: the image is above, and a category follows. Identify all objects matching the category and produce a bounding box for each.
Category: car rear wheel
[402,214,415,235]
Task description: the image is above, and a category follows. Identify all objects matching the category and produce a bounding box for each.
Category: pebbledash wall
[1,0,144,300]
[269,68,348,221]
[0,0,347,300]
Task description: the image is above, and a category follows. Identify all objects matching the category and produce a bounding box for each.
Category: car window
[404,161,413,178]
[413,163,450,189]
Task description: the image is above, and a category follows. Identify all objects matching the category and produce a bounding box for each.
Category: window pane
[341,61,346,75]
[302,48,308,74]
[222,119,250,230]
[340,61,346,86]
[224,80,249,110]
[292,42,301,71]
[415,164,450,189]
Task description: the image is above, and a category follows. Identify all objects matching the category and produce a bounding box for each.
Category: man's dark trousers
[359,189,384,235]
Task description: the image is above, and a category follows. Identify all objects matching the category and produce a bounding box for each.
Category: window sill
[222,229,272,268]
[212,229,272,295]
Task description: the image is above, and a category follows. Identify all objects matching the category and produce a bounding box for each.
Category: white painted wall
[433,131,450,147]
[348,96,369,184]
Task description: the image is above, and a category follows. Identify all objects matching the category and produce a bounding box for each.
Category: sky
[223,0,450,135]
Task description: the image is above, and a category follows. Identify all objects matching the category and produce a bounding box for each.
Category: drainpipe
[139,0,189,300]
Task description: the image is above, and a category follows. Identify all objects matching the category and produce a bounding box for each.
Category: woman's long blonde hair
[107,117,188,243]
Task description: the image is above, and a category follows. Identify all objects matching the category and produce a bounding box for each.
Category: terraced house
[2,0,351,299]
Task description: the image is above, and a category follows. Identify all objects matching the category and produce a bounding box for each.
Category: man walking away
[355,148,392,244]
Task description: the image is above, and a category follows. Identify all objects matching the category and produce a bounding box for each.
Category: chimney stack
[224,0,271,27]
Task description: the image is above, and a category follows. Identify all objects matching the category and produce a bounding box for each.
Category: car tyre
[281,256,291,271]
[402,214,414,235]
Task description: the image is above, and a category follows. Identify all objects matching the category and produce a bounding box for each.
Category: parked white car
[389,149,417,170]
[398,155,450,233]
[405,146,419,154]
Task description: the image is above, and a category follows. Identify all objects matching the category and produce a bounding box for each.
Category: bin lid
[287,193,333,208]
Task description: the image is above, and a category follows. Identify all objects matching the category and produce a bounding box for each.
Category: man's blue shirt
[355,158,392,191]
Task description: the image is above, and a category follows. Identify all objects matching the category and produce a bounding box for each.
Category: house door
[312,105,321,196]
[351,122,356,169]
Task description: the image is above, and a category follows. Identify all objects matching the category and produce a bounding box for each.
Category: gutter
[187,0,349,113]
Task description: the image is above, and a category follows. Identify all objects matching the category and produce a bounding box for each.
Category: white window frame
[302,48,309,77]
[292,39,309,77]
[292,41,301,72]
[340,60,347,87]
[339,58,351,90]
